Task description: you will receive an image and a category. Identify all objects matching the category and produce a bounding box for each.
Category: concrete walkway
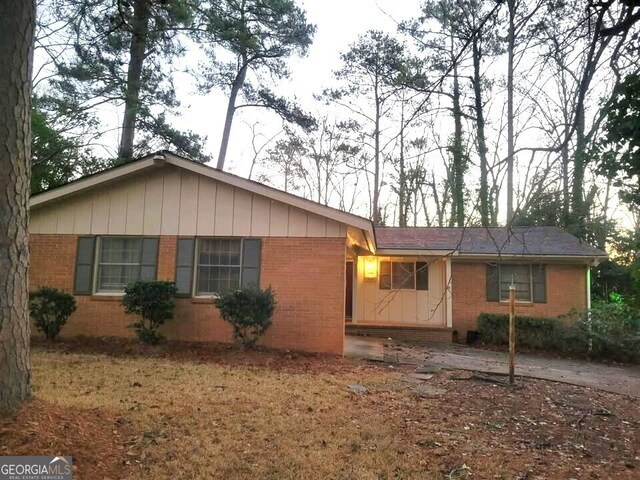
[344,335,640,397]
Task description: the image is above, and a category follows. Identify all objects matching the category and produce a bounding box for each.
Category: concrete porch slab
[344,335,384,361]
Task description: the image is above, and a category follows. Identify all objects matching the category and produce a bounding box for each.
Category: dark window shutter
[175,238,195,296]
[241,239,261,288]
[532,264,546,303]
[140,238,159,281]
[416,262,429,290]
[74,236,96,294]
[486,263,499,302]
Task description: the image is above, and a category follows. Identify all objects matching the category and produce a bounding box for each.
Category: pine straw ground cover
[0,339,638,479]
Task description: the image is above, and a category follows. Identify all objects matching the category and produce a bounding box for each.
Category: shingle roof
[374,226,607,257]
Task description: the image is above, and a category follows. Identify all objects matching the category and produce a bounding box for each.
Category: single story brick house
[28,151,607,354]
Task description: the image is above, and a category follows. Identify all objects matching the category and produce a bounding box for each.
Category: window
[96,237,142,292]
[416,261,429,290]
[487,263,546,303]
[196,238,242,295]
[379,261,428,290]
[499,264,532,302]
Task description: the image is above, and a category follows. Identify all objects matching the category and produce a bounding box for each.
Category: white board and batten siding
[355,256,447,327]
[30,166,349,238]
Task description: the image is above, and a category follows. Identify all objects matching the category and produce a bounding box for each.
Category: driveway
[345,335,640,397]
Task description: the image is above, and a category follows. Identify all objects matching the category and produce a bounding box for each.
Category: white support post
[351,255,359,325]
[586,265,592,310]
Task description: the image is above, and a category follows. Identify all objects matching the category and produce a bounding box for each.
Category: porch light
[364,257,378,278]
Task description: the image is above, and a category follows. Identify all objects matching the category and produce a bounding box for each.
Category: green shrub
[122,281,178,345]
[476,303,640,363]
[573,302,640,362]
[213,287,276,348]
[477,312,564,349]
[29,287,77,341]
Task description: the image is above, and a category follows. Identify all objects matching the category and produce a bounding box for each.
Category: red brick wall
[451,261,588,340]
[29,234,346,355]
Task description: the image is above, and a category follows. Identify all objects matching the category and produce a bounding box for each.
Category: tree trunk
[118,0,150,164]
[472,36,490,227]
[561,123,570,221]
[570,12,609,237]
[217,63,248,171]
[451,54,465,227]
[398,103,407,227]
[0,0,34,411]
[372,78,381,225]
[572,103,587,236]
[506,0,516,223]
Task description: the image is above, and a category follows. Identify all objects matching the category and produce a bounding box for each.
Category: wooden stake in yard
[508,283,516,385]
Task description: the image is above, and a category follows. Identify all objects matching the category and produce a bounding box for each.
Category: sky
[33,0,636,229]
[169,0,421,176]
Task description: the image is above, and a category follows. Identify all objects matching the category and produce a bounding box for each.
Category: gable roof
[29,151,607,261]
[375,226,607,258]
[30,151,376,251]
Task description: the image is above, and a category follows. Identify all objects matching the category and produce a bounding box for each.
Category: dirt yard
[1,338,638,479]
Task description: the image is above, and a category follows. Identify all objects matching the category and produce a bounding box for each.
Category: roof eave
[375,248,458,256]
[454,253,607,265]
[29,152,377,238]
[30,155,163,208]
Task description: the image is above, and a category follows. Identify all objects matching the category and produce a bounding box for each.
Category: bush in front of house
[477,312,565,350]
[574,301,640,362]
[213,286,276,348]
[476,303,640,362]
[122,281,178,345]
[29,286,77,341]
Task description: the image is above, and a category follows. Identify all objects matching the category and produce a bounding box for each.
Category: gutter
[452,253,606,265]
[375,248,458,257]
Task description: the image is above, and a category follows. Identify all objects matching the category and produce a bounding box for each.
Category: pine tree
[46,0,208,163]
[0,0,34,411]
[198,0,316,170]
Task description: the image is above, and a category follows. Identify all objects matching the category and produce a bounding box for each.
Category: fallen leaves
[1,341,637,479]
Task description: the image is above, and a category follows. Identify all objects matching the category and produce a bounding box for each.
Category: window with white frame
[499,264,532,302]
[379,261,429,290]
[196,238,242,295]
[96,237,142,292]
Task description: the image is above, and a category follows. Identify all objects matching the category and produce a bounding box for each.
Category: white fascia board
[30,156,161,208]
[375,249,458,257]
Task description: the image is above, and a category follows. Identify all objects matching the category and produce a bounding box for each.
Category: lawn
[1,339,638,479]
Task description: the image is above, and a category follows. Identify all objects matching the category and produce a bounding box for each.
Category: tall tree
[404,0,471,227]
[328,30,409,224]
[503,0,545,222]
[0,0,34,410]
[31,95,109,193]
[199,0,316,170]
[598,73,640,208]
[506,0,516,222]
[456,0,500,226]
[47,0,207,163]
[259,135,307,194]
